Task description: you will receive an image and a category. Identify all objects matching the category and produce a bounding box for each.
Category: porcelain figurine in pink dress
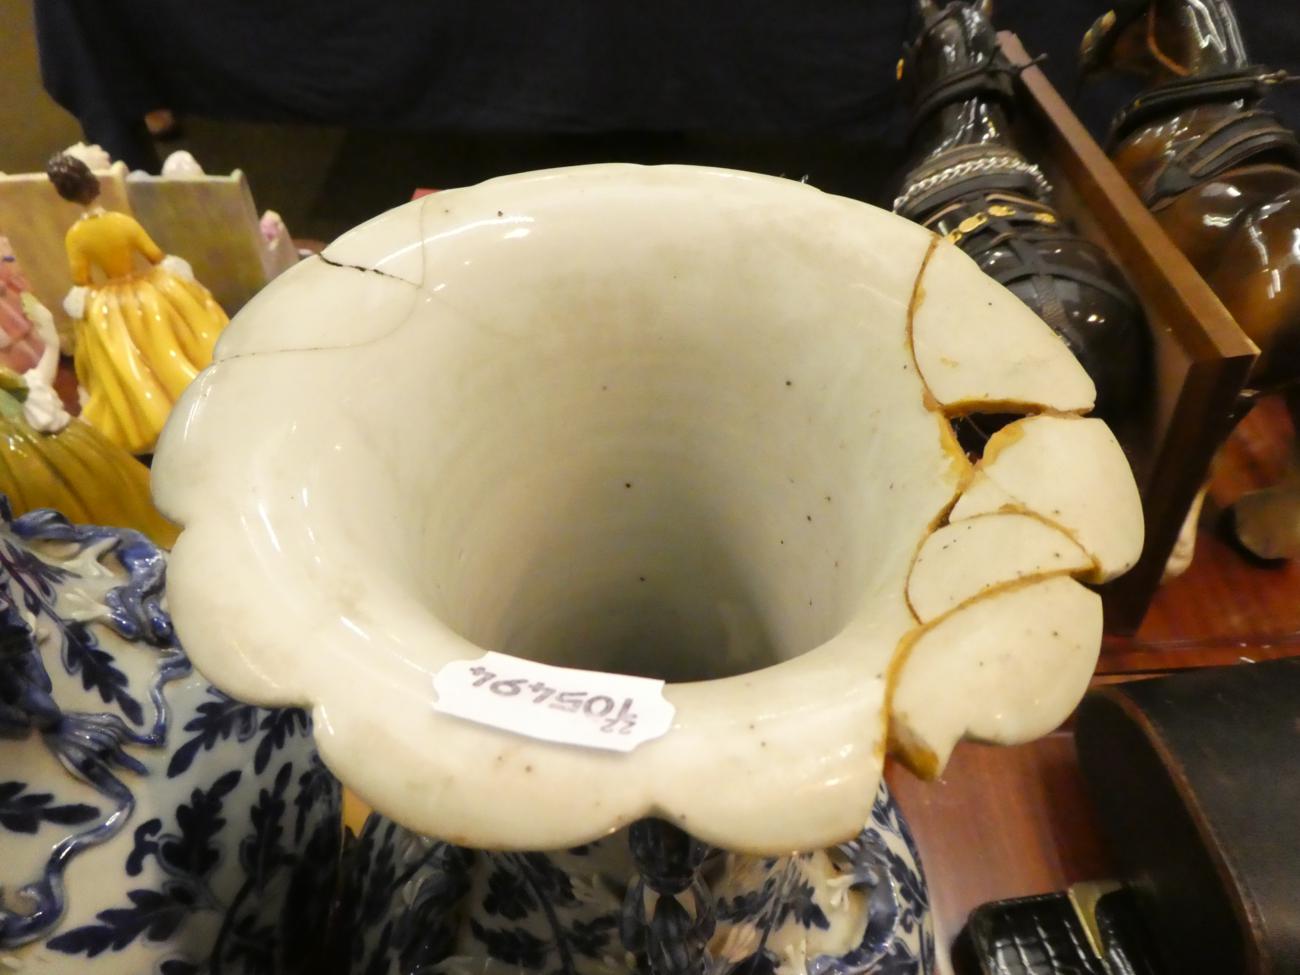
[0,241,45,373]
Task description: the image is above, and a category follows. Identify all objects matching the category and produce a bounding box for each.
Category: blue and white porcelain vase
[339,782,934,975]
[0,501,342,973]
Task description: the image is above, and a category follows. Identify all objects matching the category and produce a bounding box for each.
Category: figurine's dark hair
[46,154,100,206]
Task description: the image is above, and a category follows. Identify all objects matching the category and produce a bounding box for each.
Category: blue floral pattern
[341,783,932,975]
[0,500,342,972]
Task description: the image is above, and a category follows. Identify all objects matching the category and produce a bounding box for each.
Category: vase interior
[319,200,945,684]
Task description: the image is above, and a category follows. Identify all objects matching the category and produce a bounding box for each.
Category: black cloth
[35,0,1300,172]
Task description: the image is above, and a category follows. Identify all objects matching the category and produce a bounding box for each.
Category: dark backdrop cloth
[35,0,1300,173]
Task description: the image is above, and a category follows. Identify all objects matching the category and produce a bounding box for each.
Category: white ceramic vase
[150,165,1143,974]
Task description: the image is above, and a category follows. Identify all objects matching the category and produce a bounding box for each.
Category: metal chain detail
[893,154,1054,214]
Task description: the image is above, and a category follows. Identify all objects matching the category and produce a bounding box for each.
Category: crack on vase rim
[886,226,1115,782]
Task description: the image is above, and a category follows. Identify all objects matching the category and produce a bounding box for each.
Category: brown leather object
[1075,660,1300,974]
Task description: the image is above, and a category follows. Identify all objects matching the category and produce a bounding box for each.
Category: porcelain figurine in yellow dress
[48,153,228,455]
[0,291,178,546]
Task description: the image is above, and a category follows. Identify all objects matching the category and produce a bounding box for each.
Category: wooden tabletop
[887,736,1110,972]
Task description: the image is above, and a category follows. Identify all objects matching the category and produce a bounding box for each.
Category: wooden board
[127,169,277,314]
[998,33,1258,634]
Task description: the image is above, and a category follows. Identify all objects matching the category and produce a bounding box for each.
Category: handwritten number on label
[550,691,582,713]
[434,652,674,752]
[458,672,639,731]
[607,699,636,734]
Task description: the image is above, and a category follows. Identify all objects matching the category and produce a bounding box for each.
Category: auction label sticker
[432,652,675,752]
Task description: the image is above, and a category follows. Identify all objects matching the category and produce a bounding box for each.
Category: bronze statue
[1082,0,1300,561]
[897,0,1148,442]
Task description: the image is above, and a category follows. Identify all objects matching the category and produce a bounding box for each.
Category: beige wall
[0,1,83,175]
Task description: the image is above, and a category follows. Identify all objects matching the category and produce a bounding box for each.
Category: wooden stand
[998,33,1258,634]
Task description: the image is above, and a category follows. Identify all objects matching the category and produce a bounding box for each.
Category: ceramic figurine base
[342,783,934,975]
[0,502,340,972]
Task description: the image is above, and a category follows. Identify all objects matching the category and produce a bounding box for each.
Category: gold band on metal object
[941,204,1058,245]
[945,213,989,244]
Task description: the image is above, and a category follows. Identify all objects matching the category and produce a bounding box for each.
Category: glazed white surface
[948,414,1144,582]
[910,240,1096,413]
[153,165,1141,853]
[906,513,1092,623]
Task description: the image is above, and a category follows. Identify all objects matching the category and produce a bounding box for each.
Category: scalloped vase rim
[151,163,1142,853]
